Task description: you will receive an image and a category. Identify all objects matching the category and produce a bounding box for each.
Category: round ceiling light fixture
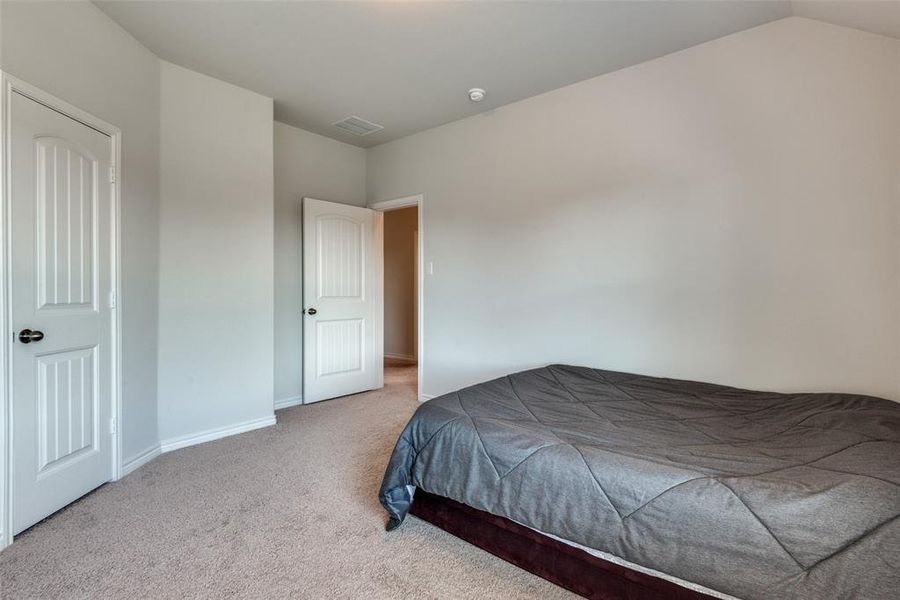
[467,88,486,102]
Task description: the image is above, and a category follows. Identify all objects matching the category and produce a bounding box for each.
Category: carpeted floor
[0,366,574,599]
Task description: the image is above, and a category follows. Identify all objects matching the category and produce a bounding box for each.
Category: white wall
[158,62,274,443]
[367,17,900,401]
[0,1,161,463]
[384,207,418,359]
[273,122,366,406]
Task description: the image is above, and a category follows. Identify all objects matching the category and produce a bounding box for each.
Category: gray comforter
[379,365,900,600]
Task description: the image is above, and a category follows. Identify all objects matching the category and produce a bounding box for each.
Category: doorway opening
[369,195,424,401]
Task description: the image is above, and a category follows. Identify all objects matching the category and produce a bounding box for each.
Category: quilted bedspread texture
[380,364,900,600]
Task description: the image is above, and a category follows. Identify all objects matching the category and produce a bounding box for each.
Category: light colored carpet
[0,366,574,599]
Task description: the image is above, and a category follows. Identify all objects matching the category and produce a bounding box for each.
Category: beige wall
[368,17,900,401]
[274,122,366,405]
[0,0,162,462]
[384,207,418,360]
[158,62,274,443]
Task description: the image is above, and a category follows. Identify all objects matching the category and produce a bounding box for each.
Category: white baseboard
[419,393,435,402]
[385,352,417,364]
[275,395,303,410]
[121,444,162,477]
[160,415,276,453]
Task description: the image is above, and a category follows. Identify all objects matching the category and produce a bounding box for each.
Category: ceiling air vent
[332,115,384,136]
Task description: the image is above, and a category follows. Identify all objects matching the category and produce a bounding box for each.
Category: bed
[379,364,900,600]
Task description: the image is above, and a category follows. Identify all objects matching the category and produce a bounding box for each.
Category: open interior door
[302,198,383,403]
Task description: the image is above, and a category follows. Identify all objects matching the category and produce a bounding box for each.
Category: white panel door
[302,198,382,403]
[9,91,114,534]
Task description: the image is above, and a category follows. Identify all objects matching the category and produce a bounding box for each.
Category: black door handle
[305,308,317,315]
[18,329,44,344]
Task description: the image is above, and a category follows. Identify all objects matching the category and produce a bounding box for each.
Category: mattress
[379,364,900,600]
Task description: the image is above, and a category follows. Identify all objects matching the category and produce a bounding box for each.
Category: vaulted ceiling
[94,1,897,148]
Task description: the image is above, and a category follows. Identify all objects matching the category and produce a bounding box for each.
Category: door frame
[368,194,426,401]
[0,72,123,550]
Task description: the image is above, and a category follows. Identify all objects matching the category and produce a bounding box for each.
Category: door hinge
[108,290,117,309]
[109,166,116,184]
[109,417,117,435]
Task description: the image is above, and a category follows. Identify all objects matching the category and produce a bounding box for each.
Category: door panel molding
[0,72,123,551]
[35,346,98,476]
[34,136,98,311]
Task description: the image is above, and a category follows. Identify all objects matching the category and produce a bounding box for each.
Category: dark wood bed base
[409,490,715,600]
